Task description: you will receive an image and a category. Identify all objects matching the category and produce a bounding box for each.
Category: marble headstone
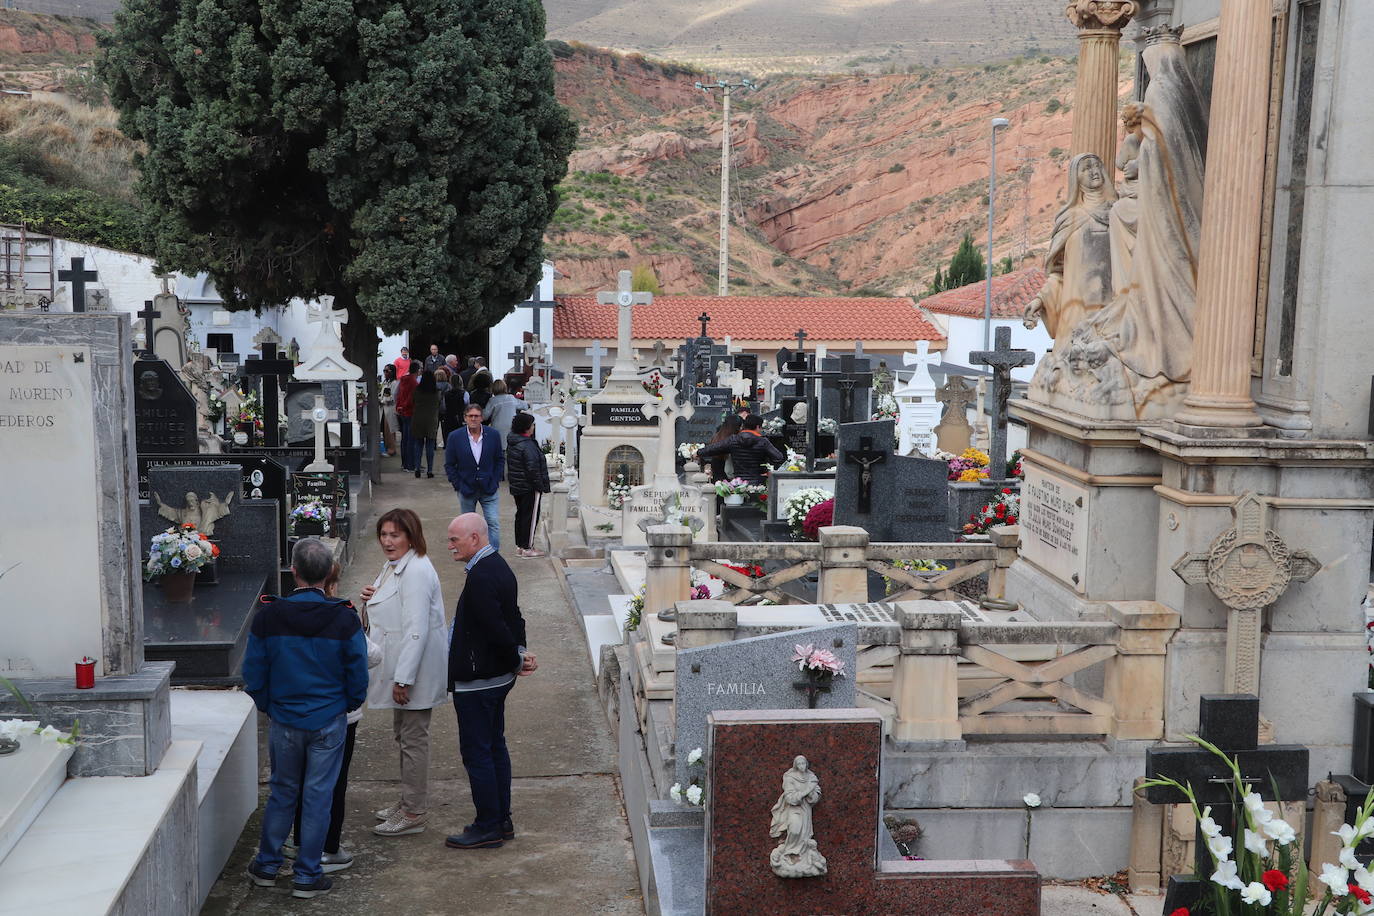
[133,357,198,454]
[834,419,948,542]
[674,623,857,788]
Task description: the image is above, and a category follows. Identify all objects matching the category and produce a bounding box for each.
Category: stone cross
[58,257,98,312]
[1143,694,1309,913]
[252,326,284,352]
[506,344,526,375]
[793,329,808,350]
[518,295,557,339]
[697,312,711,338]
[970,326,1034,484]
[295,298,363,381]
[135,299,161,359]
[242,341,294,447]
[596,270,653,377]
[641,381,694,483]
[1172,493,1320,695]
[649,340,669,368]
[300,394,339,472]
[844,435,888,513]
[934,375,976,454]
[84,288,108,311]
[584,339,608,383]
[903,340,942,394]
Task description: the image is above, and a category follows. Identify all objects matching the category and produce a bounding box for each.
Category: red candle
[75,657,95,689]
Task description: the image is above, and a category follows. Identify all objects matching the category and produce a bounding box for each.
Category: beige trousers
[393,707,433,815]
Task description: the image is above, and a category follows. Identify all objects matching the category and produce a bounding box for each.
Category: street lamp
[983,116,1011,352]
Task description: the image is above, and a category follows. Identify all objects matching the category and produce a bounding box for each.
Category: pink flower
[804,648,846,677]
[791,644,816,669]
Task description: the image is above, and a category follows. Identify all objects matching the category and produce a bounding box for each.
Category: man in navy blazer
[445,402,506,550]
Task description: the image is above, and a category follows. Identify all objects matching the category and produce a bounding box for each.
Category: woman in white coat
[360,508,449,837]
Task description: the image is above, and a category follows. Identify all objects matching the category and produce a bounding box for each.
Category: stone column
[1174,0,1271,429]
[817,526,870,603]
[645,525,693,622]
[1066,1,1139,169]
[1103,601,1179,740]
[547,480,570,555]
[890,606,962,742]
[1127,777,1163,894]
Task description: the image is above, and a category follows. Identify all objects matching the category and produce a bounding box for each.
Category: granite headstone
[834,419,948,541]
[133,357,198,454]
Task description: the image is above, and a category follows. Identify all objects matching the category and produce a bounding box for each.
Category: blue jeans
[254,714,346,883]
[452,681,514,833]
[459,490,501,551]
[419,437,436,474]
[397,414,414,469]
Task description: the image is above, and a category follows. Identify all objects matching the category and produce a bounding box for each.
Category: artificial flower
[669,783,683,803]
[685,785,703,806]
[1261,869,1289,892]
[687,747,703,766]
[1023,793,1041,808]
[1320,864,1351,894]
[791,644,816,670]
[1211,859,1244,891]
[38,725,62,741]
[1238,882,1271,907]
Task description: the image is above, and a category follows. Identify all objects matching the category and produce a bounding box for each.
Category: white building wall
[488,261,554,378]
[48,239,164,317]
[939,315,1051,384]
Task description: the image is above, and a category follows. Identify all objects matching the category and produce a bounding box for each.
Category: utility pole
[697,77,755,296]
[983,116,1010,352]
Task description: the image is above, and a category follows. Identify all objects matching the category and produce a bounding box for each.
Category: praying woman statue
[768,755,827,878]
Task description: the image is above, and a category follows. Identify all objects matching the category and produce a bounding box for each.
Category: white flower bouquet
[760,416,785,436]
[817,417,838,435]
[774,448,806,473]
[145,524,219,579]
[678,442,702,461]
[607,473,632,510]
[782,487,833,538]
[671,746,706,806]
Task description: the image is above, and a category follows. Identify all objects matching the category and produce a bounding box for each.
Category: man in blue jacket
[443,512,537,849]
[445,402,506,550]
[243,538,368,899]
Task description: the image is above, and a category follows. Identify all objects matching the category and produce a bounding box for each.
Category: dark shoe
[292,875,334,899]
[246,860,278,887]
[427,472,435,478]
[444,827,504,849]
[415,470,421,478]
[465,818,515,840]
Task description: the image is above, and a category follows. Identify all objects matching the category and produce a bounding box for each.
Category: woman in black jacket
[505,412,551,559]
[703,415,742,481]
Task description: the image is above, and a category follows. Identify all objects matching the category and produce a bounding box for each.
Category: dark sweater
[696,431,784,484]
[448,551,527,684]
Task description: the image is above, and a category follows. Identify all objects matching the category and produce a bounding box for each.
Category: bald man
[444,513,536,850]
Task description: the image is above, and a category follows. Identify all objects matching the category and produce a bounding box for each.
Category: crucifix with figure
[1172,493,1319,696]
[970,326,1034,484]
[242,341,295,447]
[301,396,339,472]
[844,435,888,514]
[819,353,873,424]
[596,270,653,379]
[59,257,99,313]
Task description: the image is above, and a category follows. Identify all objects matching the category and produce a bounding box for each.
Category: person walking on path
[505,412,550,559]
[445,403,505,551]
[482,379,526,439]
[410,371,442,479]
[243,538,369,899]
[443,513,538,850]
[696,413,783,485]
[395,360,420,472]
[361,509,451,838]
[379,365,399,458]
[438,366,466,445]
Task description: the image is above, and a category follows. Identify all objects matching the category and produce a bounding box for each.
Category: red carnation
[1352,885,1372,905]
[801,498,835,541]
[1261,869,1288,892]
[1168,909,1189,916]
[1002,488,1012,495]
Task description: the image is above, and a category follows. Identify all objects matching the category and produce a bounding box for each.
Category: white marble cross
[596,270,653,377]
[641,381,694,482]
[584,340,608,384]
[301,394,339,472]
[296,297,363,381]
[900,341,942,396]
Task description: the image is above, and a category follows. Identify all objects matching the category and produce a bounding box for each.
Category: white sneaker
[373,811,428,836]
[374,802,402,821]
[320,850,354,873]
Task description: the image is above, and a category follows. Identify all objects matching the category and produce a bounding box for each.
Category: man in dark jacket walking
[243,538,368,899]
[696,414,784,484]
[506,412,551,559]
[444,513,537,850]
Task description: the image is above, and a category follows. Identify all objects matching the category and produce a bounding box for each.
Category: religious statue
[768,755,827,878]
[1022,152,1115,353]
[181,352,226,454]
[1028,24,1207,420]
[154,490,234,537]
[789,401,808,425]
[1109,102,1144,292]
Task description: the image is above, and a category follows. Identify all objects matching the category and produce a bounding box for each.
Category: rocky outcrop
[0,12,102,57]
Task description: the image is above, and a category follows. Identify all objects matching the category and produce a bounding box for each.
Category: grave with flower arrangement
[833,419,950,544]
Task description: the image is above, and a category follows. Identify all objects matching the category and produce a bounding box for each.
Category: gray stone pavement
[202,453,644,914]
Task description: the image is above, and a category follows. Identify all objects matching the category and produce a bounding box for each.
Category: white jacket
[364,550,450,711]
[348,629,385,725]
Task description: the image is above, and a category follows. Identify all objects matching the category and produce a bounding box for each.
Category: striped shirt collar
[465,544,496,571]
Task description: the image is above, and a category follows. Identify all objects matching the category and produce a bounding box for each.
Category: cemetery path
[203,457,644,915]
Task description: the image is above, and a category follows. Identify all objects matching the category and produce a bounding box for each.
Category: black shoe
[465,818,515,840]
[246,860,278,887]
[445,827,504,849]
[414,470,421,478]
[426,472,435,478]
[292,875,334,899]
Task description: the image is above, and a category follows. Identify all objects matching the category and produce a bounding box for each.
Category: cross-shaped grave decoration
[58,257,98,313]
[506,343,526,376]
[295,298,363,381]
[1172,493,1320,696]
[780,350,825,470]
[641,378,694,483]
[934,374,977,452]
[242,341,295,447]
[584,339,609,383]
[697,312,711,339]
[970,326,1034,485]
[135,299,161,360]
[596,269,653,377]
[794,328,808,351]
[649,340,669,368]
[518,293,557,340]
[300,394,339,472]
[819,353,873,424]
[668,350,685,383]
[844,435,888,514]
[902,340,942,395]
[252,326,284,353]
[1142,694,1309,913]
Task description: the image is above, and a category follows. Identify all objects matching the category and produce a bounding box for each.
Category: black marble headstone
[133,358,197,454]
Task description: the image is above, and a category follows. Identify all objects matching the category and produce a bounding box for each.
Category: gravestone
[138,453,290,560]
[133,357,198,454]
[706,708,1041,916]
[819,353,873,425]
[934,374,976,454]
[833,420,948,542]
[767,471,837,522]
[733,354,759,401]
[292,471,350,538]
[621,483,709,548]
[677,409,726,456]
[894,341,942,457]
[969,327,1034,486]
[146,465,239,537]
[1143,695,1309,912]
[674,623,857,788]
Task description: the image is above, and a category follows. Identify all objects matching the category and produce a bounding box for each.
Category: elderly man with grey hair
[243,538,368,899]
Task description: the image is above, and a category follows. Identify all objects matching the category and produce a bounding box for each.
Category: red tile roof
[553,294,944,345]
[917,267,1046,319]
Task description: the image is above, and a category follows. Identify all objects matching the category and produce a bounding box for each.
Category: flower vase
[724,494,745,507]
[160,570,196,602]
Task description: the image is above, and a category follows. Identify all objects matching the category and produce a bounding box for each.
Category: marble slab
[0,736,72,865]
[1019,464,1090,593]
[143,571,273,684]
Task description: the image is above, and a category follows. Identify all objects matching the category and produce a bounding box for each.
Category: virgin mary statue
[768,756,827,878]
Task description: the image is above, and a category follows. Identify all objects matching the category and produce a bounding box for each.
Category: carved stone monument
[769,755,827,878]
